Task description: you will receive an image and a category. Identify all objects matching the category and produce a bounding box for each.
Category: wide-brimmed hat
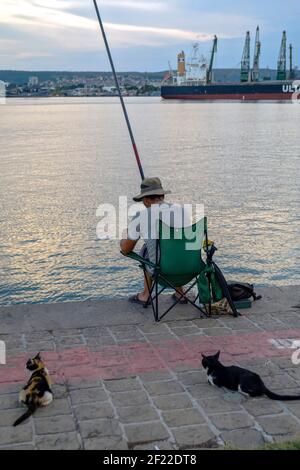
[133,177,171,202]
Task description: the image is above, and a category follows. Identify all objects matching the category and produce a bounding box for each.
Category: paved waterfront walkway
[0,286,300,450]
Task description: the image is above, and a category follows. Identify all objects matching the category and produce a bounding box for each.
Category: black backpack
[227,282,262,302]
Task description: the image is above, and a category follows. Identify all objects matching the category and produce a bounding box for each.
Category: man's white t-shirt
[128,203,192,264]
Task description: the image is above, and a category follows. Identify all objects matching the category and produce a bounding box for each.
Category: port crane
[277,31,287,80]
[289,44,296,80]
[206,35,218,84]
[162,61,174,83]
[251,26,261,82]
[241,31,251,82]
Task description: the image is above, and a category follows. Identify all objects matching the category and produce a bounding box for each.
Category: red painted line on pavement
[1,328,300,389]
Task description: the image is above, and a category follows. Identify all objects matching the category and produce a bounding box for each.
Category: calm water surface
[0,97,299,305]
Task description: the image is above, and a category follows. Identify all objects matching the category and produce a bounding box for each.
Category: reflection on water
[0,97,299,305]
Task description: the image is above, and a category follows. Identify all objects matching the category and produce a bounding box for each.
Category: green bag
[198,264,223,304]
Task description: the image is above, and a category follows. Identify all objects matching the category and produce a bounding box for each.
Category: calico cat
[13,352,53,426]
[202,351,300,401]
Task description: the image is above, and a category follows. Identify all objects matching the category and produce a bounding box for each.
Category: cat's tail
[264,387,300,401]
[13,404,36,426]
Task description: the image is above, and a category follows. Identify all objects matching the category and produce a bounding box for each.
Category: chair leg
[143,269,151,309]
[155,275,159,322]
[158,277,208,321]
[207,273,212,317]
[144,271,157,321]
[142,269,167,322]
[207,274,212,317]
[148,275,159,323]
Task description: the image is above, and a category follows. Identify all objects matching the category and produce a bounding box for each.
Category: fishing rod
[92,0,145,181]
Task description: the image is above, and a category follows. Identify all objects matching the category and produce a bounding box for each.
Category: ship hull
[161,81,298,101]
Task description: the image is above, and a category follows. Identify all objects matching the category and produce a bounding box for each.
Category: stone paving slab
[0,286,300,450]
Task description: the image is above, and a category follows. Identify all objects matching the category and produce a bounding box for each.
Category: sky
[0,0,299,71]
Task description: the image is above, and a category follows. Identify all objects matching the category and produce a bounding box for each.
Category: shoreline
[5,94,160,99]
[1,284,299,333]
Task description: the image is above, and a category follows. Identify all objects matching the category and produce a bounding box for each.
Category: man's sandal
[128,294,149,306]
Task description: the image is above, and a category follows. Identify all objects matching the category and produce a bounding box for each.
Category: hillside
[1,69,298,85]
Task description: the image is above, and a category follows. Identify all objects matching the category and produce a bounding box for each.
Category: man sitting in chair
[120,177,192,305]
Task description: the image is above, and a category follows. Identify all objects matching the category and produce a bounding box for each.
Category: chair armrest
[120,251,157,270]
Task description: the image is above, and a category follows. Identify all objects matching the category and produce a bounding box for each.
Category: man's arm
[121,212,141,255]
[120,238,138,255]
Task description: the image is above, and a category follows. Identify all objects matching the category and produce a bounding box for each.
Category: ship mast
[241,31,251,82]
[251,26,261,82]
[277,31,287,80]
[206,35,218,84]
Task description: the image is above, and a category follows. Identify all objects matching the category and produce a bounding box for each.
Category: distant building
[28,76,39,88]
[102,86,117,93]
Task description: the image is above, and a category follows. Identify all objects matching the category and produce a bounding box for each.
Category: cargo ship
[161,28,299,101]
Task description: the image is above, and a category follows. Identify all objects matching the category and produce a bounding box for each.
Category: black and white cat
[202,351,300,401]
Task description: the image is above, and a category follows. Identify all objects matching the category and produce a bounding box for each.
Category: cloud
[1,0,297,70]
[0,0,214,49]
[105,23,214,43]
[31,0,167,11]
[102,0,167,11]
[0,1,95,30]
[32,0,83,9]
[0,0,237,49]
[16,51,53,59]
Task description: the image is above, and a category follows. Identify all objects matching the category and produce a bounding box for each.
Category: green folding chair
[123,217,221,322]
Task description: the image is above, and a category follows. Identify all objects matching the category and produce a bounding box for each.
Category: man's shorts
[139,244,154,275]
[139,243,149,261]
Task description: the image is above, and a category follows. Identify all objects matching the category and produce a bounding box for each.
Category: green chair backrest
[158,218,207,287]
